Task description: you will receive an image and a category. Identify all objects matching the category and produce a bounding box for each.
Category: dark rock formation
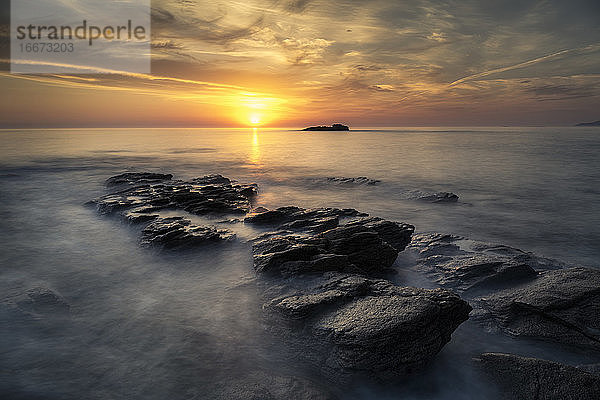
[302,124,349,131]
[266,273,471,380]
[408,233,561,294]
[477,267,600,349]
[321,177,380,185]
[418,192,459,203]
[475,353,600,400]
[576,120,600,127]
[246,208,471,379]
[91,173,257,217]
[141,217,235,249]
[90,174,473,382]
[105,172,173,186]
[15,287,70,315]
[245,206,366,233]
[89,172,258,249]
[247,208,414,277]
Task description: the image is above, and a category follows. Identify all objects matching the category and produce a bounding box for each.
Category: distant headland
[575,120,600,126]
[302,123,349,131]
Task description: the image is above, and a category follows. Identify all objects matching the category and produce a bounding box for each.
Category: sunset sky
[1,0,600,127]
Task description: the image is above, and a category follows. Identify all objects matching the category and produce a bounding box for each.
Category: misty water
[1,127,599,399]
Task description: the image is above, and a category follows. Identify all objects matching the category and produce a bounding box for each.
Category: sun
[249,113,262,126]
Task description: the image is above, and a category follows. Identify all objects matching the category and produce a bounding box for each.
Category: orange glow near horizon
[233,92,289,127]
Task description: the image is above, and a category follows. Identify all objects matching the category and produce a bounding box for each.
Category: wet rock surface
[87,172,600,393]
[1,287,70,323]
[245,206,367,232]
[141,217,235,249]
[266,273,471,379]
[89,172,257,249]
[92,174,471,381]
[249,213,414,277]
[105,172,174,187]
[476,267,600,349]
[476,353,600,400]
[408,233,562,294]
[245,206,471,379]
[321,176,381,185]
[417,192,459,203]
[15,287,70,316]
[91,172,258,217]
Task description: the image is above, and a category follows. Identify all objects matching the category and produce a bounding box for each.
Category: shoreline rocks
[89,172,472,382]
[321,177,381,185]
[88,172,257,249]
[417,192,459,203]
[408,233,564,294]
[245,206,471,379]
[249,211,414,277]
[91,172,258,217]
[141,217,235,249]
[88,172,600,393]
[476,267,600,350]
[265,273,471,380]
[476,353,600,400]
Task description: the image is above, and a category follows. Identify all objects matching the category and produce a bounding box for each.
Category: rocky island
[575,120,600,126]
[302,123,349,131]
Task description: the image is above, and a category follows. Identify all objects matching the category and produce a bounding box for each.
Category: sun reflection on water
[249,127,261,167]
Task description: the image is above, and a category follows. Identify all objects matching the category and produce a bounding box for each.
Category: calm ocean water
[1,127,599,399]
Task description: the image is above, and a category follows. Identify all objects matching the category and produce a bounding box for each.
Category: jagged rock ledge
[88,172,472,382]
[87,172,256,249]
[321,176,380,185]
[408,232,600,352]
[475,353,600,400]
[244,204,471,380]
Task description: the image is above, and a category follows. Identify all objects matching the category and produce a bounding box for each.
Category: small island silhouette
[575,120,600,126]
[302,123,350,131]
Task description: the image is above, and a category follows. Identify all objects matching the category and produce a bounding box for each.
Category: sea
[1,127,599,399]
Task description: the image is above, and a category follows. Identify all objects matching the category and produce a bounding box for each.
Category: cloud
[427,32,447,43]
[284,0,313,13]
[281,37,334,65]
[370,84,395,91]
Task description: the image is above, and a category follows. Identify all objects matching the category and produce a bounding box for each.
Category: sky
[1,0,600,127]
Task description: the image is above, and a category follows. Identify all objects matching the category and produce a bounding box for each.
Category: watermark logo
[11,0,151,74]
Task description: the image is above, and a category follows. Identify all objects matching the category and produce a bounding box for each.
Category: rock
[245,207,367,233]
[90,172,257,249]
[141,217,235,249]
[91,173,257,217]
[15,287,70,315]
[475,353,600,400]
[248,206,470,380]
[91,173,472,384]
[123,209,160,224]
[251,215,414,277]
[477,267,600,349]
[408,233,554,294]
[418,192,459,203]
[322,177,380,185]
[267,273,471,380]
[105,172,173,186]
[302,124,349,131]
[576,120,600,127]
